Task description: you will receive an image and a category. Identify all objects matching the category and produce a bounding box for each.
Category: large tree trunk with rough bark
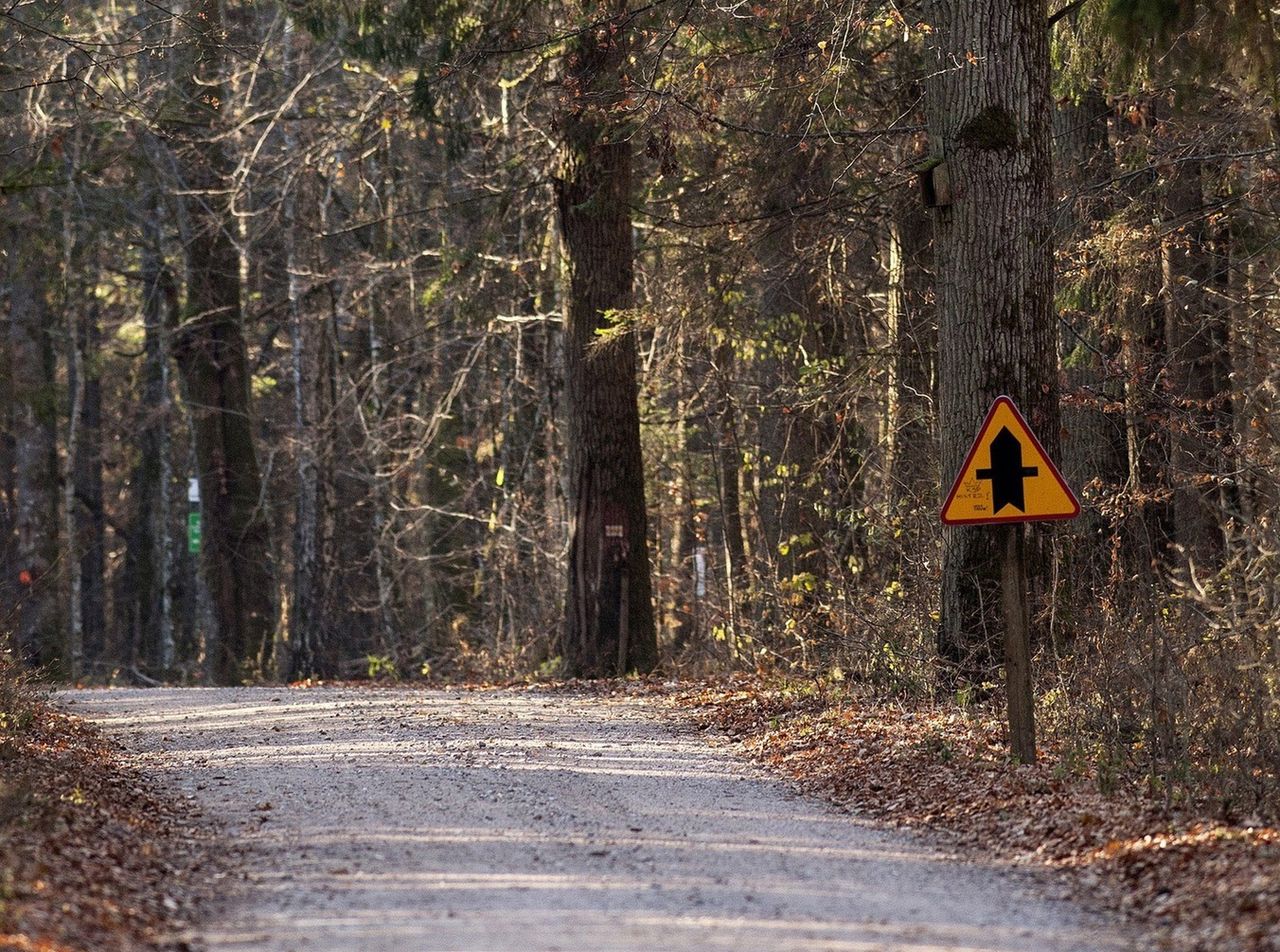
[554,4,657,677]
[170,0,275,683]
[925,0,1058,682]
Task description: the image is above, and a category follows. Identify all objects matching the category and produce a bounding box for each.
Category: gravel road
[59,687,1134,952]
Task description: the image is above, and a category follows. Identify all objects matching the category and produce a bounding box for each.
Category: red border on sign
[940,395,1081,526]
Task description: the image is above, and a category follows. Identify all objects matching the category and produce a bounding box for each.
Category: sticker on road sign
[941,396,1080,525]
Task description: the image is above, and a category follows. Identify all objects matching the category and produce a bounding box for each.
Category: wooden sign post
[602,501,629,675]
[941,396,1080,763]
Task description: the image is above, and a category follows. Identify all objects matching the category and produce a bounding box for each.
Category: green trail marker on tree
[187,478,201,555]
[187,513,202,555]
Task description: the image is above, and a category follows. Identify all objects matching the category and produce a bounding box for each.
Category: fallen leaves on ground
[0,689,213,952]
[663,675,1279,952]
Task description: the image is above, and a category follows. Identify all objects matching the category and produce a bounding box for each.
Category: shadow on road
[60,687,1132,952]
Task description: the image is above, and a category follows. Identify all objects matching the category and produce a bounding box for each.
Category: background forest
[2,0,1278,818]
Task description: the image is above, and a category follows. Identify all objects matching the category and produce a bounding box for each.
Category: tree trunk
[554,5,657,677]
[884,200,935,510]
[281,17,324,680]
[73,293,107,670]
[330,277,382,666]
[925,0,1058,683]
[4,223,62,670]
[137,204,177,672]
[63,162,84,680]
[1229,155,1278,538]
[1158,156,1225,570]
[884,63,936,515]
[663,326,695,651]
[713,339,748,643]
[0,278,15,646]
[751,95,832,588]
[1053,83,1128,636]
[170,0,275,683]
[1056,87,1125,489]
[368,303,398,661]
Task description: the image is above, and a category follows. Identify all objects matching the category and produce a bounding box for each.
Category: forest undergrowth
[653,672,1280,952]
[0,655,209,952]
[3,628,1277,951]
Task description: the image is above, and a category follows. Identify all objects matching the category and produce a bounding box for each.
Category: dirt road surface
[59,687,1133,952]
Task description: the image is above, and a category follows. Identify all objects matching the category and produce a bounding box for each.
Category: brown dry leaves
[0,693,212,952]
[668,676,1280,952]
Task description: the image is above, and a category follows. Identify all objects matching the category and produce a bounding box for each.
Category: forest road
[59,687,1134,952]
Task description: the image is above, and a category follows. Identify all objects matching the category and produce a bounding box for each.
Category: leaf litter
[1,688,216,952]
[659,675,1280,952]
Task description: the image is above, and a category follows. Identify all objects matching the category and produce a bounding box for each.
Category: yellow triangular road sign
[941,396,1080,525]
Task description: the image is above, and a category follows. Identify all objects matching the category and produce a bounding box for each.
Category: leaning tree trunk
[554,4,657,677]
[169,0,275,683]
[925,0,1058,683]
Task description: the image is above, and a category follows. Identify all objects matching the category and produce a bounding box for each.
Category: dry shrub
[0,650,39,823]
[1038,497,1280,821]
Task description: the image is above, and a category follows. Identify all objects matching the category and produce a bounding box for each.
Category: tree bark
[73,292,106,669]
[1158,156,1225,569]
[170,0,275,683]
[136,203,178,671]
[884,63,937,514]
[925,0,1058,683]
[751,68,837,588]
[0,277,15,646]
[884,199,935,509]
[1229,155,1278,538]
[62,162,84,680]
[1056,87,1125,492]
[4,223,62,670]
[281,16,325,680]
[554,4,657,677]
[1052,82,1129,637]
[713,338,748,640]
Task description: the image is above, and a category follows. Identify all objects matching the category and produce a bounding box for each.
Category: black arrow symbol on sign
[975,427,1038,513]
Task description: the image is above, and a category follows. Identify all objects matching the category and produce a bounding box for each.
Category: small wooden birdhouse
[912,156,952,209]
